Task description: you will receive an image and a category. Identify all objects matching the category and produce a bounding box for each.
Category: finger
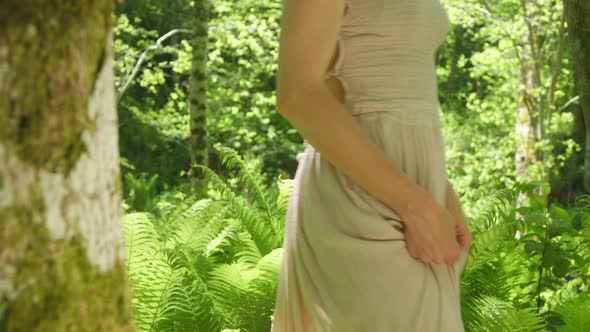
[405,243,418,259]
[414,247,431,263]
[422,255,435,264]
[444,254,454,266]
[432,252,445,265]
[448,246,460,265]
[461,239,468,250]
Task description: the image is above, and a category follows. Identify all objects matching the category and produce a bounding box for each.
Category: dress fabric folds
[271,0,468,330]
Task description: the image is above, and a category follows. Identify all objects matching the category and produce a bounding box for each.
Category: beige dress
[271,0,468,330]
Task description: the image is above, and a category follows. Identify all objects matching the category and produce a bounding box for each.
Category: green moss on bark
[0,187,136,331]
[0,1,115,176]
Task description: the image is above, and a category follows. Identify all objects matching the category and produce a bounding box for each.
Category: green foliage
[114,11,192,192]
[113,0,588,330]
[552,293,590,332]
[468,296,547,331]
[124,172,161,213]
[438,0,578,211]
[114,0,303,193]
[123,146,293,331]
[459,182,590,331]
[122,147,590,331]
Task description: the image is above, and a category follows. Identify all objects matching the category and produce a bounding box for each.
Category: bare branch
[557,96,580,113]
[116,28,192,102]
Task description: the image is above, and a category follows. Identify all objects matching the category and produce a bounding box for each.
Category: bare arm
[275,0,433,222]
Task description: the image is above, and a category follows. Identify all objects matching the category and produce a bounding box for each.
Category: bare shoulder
[276,0,347,108]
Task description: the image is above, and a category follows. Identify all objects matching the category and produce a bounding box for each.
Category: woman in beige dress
[271,0,473,330]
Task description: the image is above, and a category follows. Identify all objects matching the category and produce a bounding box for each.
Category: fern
[215,145,275,223]
[469,187,518,232]
[466,296,547,331]
[120,146,590,331]
[152,249,222,332]
[123,146,292,331]
[553,293,590,332]
[206,260,277,331]
[459,186,550,331]
[165,200,231,251]
[194,164,278,255]
[123,213,175,330]
[123,213,225,331]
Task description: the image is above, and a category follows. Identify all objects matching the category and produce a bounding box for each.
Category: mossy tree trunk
[188,0,211,188]
[0,2,136,331]
[564,0,590,190]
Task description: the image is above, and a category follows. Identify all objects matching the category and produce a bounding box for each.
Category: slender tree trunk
[188,0,211,187]
[564,0,590,190]
[515,0,543,209]
[0,2,136,331]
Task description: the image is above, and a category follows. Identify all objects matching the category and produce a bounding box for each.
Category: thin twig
[117,28,192,102]
[556,96,580,113]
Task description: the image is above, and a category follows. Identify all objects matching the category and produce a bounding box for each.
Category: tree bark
[188,0,211,187]
[0,2,136,331]
[563,0,590,190]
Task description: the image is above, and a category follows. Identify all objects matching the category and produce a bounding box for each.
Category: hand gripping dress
[271,0,468,331]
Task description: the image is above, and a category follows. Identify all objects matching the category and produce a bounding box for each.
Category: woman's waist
[343,98,442,126]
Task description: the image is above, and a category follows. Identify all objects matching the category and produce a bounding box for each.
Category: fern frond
[464,218,521,274]
[553,293,590,332]
[207,260,279,331]
[275,175,295,214]
[167,198,219,234]
[194,164,278,255]
[466,296,546,332]
[204,219,242,261]
[152,257,224,332]
[522,210,551,227]
[233,230,264,267]
[469,187,518,231]
[123,212,161,272]
[207,262,257,327]
[253,248,283,284]
[166,202,231,251]
[132,251,178,331]
[215,145,274,223]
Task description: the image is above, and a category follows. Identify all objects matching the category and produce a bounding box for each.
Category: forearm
[277,83,432,221]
